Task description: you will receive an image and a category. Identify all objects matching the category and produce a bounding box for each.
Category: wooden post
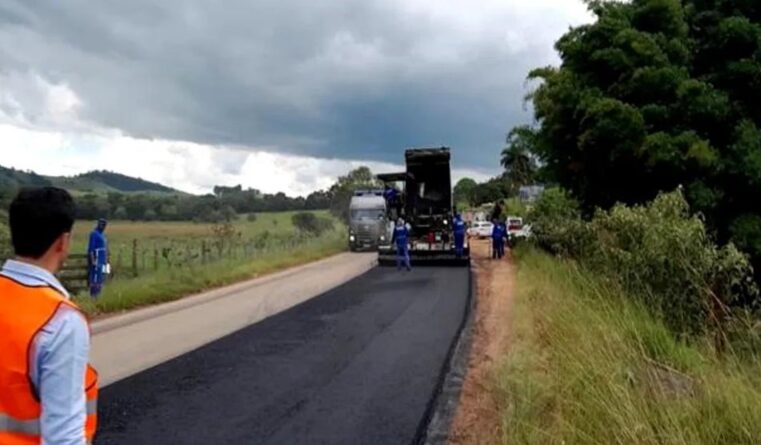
[132,239,138,277]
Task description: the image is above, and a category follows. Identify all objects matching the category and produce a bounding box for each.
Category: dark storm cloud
[0,0,587,168]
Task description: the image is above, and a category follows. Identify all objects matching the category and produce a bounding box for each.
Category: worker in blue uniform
[491,218,506,260]
[498,219,508,258]
[391,218,412,271]
[453,213,466,258]
[87,218,109,298]
[384,184,401,219]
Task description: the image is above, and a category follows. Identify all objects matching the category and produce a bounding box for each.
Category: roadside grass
[74,228,346,316]
[71,210,328,252]
[496,247,761,444]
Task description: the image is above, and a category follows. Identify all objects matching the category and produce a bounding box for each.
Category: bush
[247,213,257,222]
[528,187,594,257]
[529,188,759,338]
[0,221,10,259]
[291,212,335,236]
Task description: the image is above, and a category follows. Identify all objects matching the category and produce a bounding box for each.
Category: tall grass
[497,247,761,444]
[74,229,346,316]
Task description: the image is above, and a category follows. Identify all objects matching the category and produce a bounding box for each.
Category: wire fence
[103,230,340,280]
[0,229,342,292]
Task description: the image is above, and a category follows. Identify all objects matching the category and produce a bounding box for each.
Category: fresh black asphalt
[95,266,470,445]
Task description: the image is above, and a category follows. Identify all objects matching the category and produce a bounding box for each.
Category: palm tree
[501,126,538,192]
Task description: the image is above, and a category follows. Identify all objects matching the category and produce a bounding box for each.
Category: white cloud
[0,122,494,196]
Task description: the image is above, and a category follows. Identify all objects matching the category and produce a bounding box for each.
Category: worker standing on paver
[0,187,99,445]
[87,218,109,298]
[453,212,466,259]
[383,184,401,219]
[391,217,412,271]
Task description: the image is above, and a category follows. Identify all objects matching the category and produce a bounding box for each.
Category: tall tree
[521,0,761,273]
[501,126,539,192]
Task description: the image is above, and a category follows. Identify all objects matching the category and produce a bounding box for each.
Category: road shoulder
[448,240,516,445]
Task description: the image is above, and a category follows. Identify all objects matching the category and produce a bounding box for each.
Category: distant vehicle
[468,221,494,239]
[348,190,388,251]
[377,147,469,265]
[506,216,524,236]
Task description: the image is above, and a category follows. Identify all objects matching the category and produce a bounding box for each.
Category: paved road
[96,266,470,445]
[92,253,377,386]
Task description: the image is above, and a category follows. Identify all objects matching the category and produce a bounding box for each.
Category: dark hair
[9,187,76,258]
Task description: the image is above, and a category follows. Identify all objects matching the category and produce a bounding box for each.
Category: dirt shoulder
[448,239,515,445]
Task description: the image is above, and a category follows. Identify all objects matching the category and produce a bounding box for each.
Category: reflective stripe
[0,413,41,436]
[87,398,97,415]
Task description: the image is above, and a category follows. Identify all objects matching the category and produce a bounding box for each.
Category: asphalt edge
[91,253,376,335]
[414,263,477,445]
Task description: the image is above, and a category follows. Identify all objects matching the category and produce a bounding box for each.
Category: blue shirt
[492,224,506,240]
[1,260,89,445]
[453,218,466,236]
[88,229,108,266]
[392,225,409,247]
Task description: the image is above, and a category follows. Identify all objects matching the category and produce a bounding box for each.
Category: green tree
[453,178,478,208]
[521,0,761,276]
[328,166,380,222]
[501,126,539,192]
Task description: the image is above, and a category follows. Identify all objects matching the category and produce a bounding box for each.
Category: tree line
[510,0,761,281]
[0,166,379,223]
[71,188,331,222]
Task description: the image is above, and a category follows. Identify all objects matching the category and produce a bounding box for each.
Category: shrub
[292,212,334,236]
[529,188,759,338]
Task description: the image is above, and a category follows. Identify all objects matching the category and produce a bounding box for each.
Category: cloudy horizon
[0,0,592,196]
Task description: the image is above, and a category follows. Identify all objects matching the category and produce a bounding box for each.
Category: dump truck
[348,189,388,251]
[376,147,469,266]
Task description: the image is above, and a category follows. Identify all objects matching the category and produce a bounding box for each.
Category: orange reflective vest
[0,276,98,444]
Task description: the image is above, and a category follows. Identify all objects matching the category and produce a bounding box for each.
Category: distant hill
[56,171,178,194]
[0,165,53,190]
[0,166,181,195]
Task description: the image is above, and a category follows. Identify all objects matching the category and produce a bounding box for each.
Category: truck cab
[348,190,388,251]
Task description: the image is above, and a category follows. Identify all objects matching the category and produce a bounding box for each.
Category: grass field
[496,247,761,444]
[69,211,347,316]
[71,211,331,252]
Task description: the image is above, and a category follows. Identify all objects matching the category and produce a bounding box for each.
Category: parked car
[468,220,494,239]
[506,216,524,237]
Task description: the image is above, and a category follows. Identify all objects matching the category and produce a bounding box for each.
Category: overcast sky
[0,0,591,195]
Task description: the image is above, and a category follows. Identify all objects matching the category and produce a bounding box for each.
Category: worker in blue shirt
[452,213,466,258]
[391,218,412,271]
[491,218,506,260]
[87,218,109,298]
[383,185,401,219]
[498,219,508,258]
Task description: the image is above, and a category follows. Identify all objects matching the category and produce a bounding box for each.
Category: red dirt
[448,239,516,445]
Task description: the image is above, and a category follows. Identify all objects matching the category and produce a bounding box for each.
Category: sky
[0,0,592,196]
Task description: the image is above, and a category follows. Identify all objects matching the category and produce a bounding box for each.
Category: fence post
[132,239,138,277]
[202,240,207,264]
